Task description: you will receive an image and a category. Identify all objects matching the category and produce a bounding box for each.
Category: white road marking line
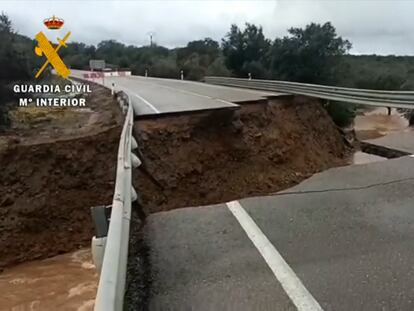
[132,92,160,114]
[114,85,160,114]
[410,155,414,158]
[227,200,323,311]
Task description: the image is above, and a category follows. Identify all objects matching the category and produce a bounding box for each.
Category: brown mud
[0,83,122,269]
[354,107,410,140]
[0,248,98,311]
[134,96,350,214]
[1,89,351,311]
[124,96,351,309]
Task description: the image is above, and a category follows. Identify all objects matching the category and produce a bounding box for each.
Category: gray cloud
[2,0,414,55]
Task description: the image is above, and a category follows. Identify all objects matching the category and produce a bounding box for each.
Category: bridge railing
[93,91,140,311]
[204,76,414,109]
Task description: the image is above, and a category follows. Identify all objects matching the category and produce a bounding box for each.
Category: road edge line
[132,92,160,113]
[226,200,323,311]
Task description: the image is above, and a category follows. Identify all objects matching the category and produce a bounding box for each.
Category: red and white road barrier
[82,71,132,79]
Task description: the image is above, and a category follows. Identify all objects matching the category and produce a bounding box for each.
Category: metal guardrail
[90,75,414,310]
[205,76,414,109]
[94,91,140,311]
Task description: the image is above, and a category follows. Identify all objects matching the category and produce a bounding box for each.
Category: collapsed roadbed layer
[133,96,350,214]
[125,96,351,308]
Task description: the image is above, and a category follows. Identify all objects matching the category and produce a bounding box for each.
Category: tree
[269,22,351,83]
[206,56,231,77]
[177,38,220,64]
[0,11,12,33]
[0,12,32,81]
[222,23,271,78]
[356,74,405,91]
[0,12,30,128]
[175,38,223,80]
[61,42,96,69]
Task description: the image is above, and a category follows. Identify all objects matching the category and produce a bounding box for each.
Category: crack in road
[270,176,414,197]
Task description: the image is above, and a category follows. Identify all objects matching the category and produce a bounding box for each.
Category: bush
[241,61,269,79]
[400,78,414,91]
[0,82,12,130]
[0,103,10,130]
[206,57,231,77]
[324,101,356,127]
[355,74,405,90]
[150,57,180,79]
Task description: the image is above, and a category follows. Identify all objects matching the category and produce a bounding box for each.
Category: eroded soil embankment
[0,80,122,269]
[0,127,121,269]
[134,96,350,214]
[125,96,350,309]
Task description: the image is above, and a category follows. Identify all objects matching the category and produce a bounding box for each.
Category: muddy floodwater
[0,249,98,311]
[351,107,412,164]
[0,105,408,310]
[354,107,411,140]
[352,107,413,164]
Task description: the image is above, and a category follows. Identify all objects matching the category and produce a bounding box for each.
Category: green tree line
[1,11,414,128]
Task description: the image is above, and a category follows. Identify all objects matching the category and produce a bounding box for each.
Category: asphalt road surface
[366,131,414,154]
[70,70,283,116]
[131,156,414,311]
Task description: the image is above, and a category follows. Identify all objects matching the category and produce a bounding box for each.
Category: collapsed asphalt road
[70,69,283,116]
[126,156,414,311]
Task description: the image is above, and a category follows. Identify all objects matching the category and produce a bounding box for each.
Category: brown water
[0,249,97,311]
[354,107,410,140]
[0,108,408,310]
[351,107,412,165]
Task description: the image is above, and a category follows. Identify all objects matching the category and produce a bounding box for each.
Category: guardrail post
[248,73,252,80]
[91,205,111,273]
[131,186,137,202]
[131,137,138,150]
[180,70,184,80]
[131,152,141,168]
[92,236,106,273]
[145,69,148,77]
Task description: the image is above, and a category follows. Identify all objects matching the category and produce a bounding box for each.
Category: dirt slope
[0,83,121,269]
[0,90,350,270]
[134,96,349,214]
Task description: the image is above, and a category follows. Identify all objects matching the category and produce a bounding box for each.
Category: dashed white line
[227,200,323,311]
[410,155,414,158]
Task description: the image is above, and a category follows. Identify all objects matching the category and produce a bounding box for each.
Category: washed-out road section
[69,71,414,309]
[128,156,414,310]
[366,131,414,154]
[70,70,284,116]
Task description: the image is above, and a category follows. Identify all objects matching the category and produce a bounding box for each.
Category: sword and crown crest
[34,16,71,79]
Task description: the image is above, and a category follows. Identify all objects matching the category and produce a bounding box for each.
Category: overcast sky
[2,0,413,55]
